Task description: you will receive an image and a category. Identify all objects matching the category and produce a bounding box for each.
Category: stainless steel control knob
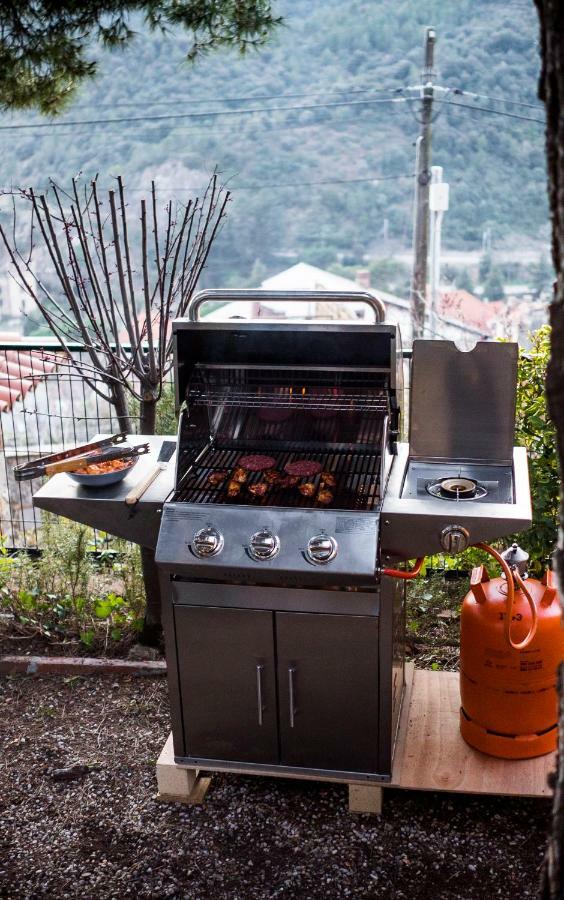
[192,526,224,558]
[307,534,338,564]
[249,529,280,560]
[440,525,470,554]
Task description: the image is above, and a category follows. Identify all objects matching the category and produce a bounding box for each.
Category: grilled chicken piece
[298,482,316,497]
[227,480,241,498]
[207,470,228,486]
[316,488,334,505]
[279,475,299,489]
[319,471,336,488]
[248,482,268,497]
[232,467,248,484]
[263,469,281,484]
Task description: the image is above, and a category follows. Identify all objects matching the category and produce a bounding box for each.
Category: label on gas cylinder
[520,659,543,672]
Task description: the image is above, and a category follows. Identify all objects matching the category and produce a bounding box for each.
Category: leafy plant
[155,383,178,436]
[511,326,558,574]
[0,515,147,652]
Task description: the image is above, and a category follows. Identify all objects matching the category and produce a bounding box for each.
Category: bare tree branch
[2,173,230,433]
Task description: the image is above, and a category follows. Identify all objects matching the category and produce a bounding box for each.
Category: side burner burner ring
[426,476,488,501]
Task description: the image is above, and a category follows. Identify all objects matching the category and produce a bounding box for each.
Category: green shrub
[155,382,178,436]
[511,325,558,574]
[128,380,178,436]
[0,516,146,650]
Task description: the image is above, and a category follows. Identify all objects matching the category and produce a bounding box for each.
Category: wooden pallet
[156,663,555,814]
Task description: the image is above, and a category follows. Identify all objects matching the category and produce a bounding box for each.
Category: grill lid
[172,320,399,411]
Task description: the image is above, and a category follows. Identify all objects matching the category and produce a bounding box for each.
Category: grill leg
[139,546,162,646]
[348,783,383,815]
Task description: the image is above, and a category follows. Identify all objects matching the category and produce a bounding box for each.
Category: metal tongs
[14,432,150,481]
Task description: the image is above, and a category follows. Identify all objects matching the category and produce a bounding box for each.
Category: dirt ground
[0,673,550,900]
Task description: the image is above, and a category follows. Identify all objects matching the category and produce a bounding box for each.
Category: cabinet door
[277,612,379,773]
[175,606,278,764]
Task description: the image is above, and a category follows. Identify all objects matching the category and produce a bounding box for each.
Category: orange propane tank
[460,543,564,759]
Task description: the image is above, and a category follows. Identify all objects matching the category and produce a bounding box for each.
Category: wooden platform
[156,665,555,814]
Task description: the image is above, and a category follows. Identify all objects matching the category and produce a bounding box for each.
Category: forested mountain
[0,0,545,286]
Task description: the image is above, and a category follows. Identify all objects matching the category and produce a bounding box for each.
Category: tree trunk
[534,2,564,897]
[139,546,163,647]
[139,396,157,435]
[110,381,133,434]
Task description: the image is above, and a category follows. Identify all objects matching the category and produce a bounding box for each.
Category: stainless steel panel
[409,340,518,463]
[381,443,532,561]
[171,580,379,617]
[172,755,392,784]
[160,570,186,758]
[175,606,278,764]
[277,612,379,773]
[376,575,405,775]
[156,505,380,587]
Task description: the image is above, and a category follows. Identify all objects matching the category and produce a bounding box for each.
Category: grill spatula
[124,440,176,506]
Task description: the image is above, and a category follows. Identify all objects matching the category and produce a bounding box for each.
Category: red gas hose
[382,557,425,580]
[382,542,538,649]
[474,542,538,649]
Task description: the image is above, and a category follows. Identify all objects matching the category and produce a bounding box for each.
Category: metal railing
[0,340,176,550]
[0,339,410,551]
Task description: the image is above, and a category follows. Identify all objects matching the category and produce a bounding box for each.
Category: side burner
[426,476,488,501]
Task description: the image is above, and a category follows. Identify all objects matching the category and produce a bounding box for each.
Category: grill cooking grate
[172,444,381,511]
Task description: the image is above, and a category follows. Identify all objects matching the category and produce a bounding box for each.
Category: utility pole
[410,27,436,340]
[428,165,449,338]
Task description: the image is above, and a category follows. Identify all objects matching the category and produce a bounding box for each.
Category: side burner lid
[409,340,518,464]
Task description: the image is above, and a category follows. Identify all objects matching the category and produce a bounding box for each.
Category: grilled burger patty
[238,454,276,472]
[284,459,323,477]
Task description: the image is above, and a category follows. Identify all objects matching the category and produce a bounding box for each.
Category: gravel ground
[0,674,550,900]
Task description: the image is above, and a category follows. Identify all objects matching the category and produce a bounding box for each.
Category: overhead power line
[17,172,414,195]
[159,171,415,191]
[438,97,544,125]
[446,86,543,111]
[0,96,408,132]
[72,84,405,111]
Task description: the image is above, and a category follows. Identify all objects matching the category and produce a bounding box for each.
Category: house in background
[439,289,529,343]
[204,262,486,348]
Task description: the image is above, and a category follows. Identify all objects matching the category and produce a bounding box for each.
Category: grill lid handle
[186,289,386,324]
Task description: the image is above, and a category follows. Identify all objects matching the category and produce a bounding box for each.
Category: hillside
[0,0,546,287]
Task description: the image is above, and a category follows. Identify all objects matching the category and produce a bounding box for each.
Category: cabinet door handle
[288,666,296,728]
[256,664,264,726]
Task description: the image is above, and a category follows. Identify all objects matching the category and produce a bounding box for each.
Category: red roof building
[439,290,524,340]
[0,333,57,413]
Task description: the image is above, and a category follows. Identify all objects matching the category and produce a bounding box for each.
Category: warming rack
[186,365,390,413]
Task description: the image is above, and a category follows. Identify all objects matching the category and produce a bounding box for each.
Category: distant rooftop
[0,332,57,413]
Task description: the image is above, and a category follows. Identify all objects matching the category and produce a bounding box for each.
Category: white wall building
[204,262,485,348]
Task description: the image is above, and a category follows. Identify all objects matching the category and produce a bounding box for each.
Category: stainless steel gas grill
[156,290,532,783]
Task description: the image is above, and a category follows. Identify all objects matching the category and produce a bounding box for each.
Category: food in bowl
[68,453,138,487]
[74,457,134,475]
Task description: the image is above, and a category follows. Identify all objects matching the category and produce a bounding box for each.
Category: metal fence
[0,339,410,551]
[0,341,169,549]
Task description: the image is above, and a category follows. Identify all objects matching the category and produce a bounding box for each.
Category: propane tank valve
[501,542,529,578]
